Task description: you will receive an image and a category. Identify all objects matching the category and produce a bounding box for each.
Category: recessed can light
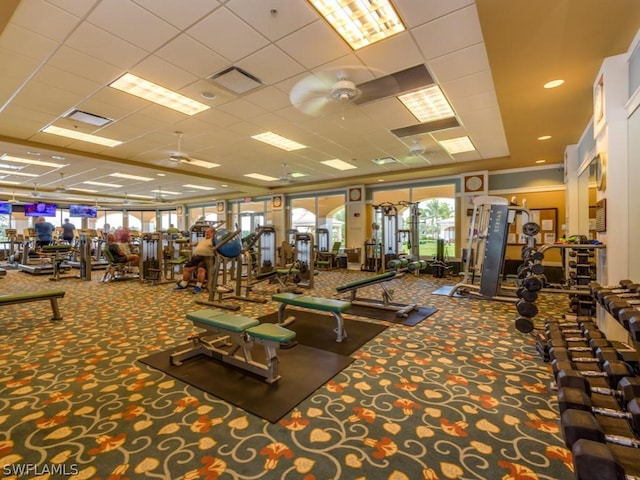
[536,159,546,164]
[543,79,564,89]
[200,91,216,100]
[537,135,551,141]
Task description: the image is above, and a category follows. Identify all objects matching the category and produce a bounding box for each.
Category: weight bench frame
[272,292,352,342]
[336,271,417,318]
[171,309,296,383]
[0,289,65,321]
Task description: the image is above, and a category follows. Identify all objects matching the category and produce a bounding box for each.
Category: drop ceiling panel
[155,34,229,78]
[10,0,81,42]
[227,0,316,42]
[132,0,220,31]
[355,32,424,76]
[237,44,305,86]
[12,81,86,117]
[359,98,418,130]
[132,55,200,91]
[87,0,180,52]
[394,0,475,28]
[46,0,100,18]
[427,43,491,83]
[47,46,123,84]
[32,65,102,98]
[411,5,483,60]
[65,22,147,70]
[441,70,495,100]
[0,23,58,60]
[188,7,269,62]
[276,20,351,70]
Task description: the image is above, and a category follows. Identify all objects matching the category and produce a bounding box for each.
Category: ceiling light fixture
[0,169,38,177]
[537,135,552,140]
[183,184,216,191]
[439,136,475,154]
[536,160,546,164]
[1,154,69,168]
[321,159,357,170]
[251,132,306,151]
[151,189,180,195]
[244,173,279,182]
[543,79,564,89]
[109,72,210,116]
[398,85,455,123]
[83,181,123,188]
[307,0,405,50]
[41,125,122,147]
[109,173,154,181]
[372,157,396,165]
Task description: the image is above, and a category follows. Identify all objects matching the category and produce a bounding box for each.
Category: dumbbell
[521,274,545,292]
[515,299,538,318]
[560,400,640,449]
[551,360,634,387]
[556,370,640,403]
[630,316,640,343]
[572,438,640,480]
[558,386,640,421]
[516,286,538,302]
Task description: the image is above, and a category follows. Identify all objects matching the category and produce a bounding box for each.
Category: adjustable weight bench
[336,271,417,318]
[171,309,296,383]
[0,289,65,321]
[271,292,352,342]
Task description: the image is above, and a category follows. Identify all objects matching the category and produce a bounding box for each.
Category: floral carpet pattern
[0,267,573,480]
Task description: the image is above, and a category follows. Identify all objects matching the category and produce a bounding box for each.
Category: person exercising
[61,218,75,243]
[174,227,215,294]
[106,233,139,266]
[34,216,55,248]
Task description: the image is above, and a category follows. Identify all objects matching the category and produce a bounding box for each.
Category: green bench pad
[0,290,65,304]
[336,271,397,293]
[168,256,189,264]
[272,293,351,312]
[187,309,259,332]
[247,323,296,343]
[276,268,299,274]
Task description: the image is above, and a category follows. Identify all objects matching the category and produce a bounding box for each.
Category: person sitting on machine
[174,227,215,294]
[34,216,55,248]
[106,233,139,267]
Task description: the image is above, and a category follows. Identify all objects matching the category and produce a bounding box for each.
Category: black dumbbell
[514,316,535,334]
[556,370,640,403]
[558,386,640,422]
[561,400,640,449]
[515,299,538,318]
[551,360,634,388]
[630,316,640,343]
[516,286,538,302]
[521,274,544,292]
[571,438,640,480]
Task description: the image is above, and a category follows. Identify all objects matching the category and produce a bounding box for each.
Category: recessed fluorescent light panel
[398,85,455,123]
[109,73,210,116]
[151,189,180,195]
[439,136,475,154]
[109,173,154,182]
[244,173,279,182]
[321,159,357,170]
[42,126,122,147]
[307,0,405,50]
[251,132,306,151]
[372,157,396,165]
[183,184,216,190]
[184,159,220,169]
[0,180,20,185]
[0,169,38,177]
[290,172,307,178]
[83,181,123,188]
[1,155,69,168]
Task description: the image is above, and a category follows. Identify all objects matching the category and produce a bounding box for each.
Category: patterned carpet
[0,265,573,480]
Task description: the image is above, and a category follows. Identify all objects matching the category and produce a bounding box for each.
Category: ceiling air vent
[64,109,113,127]
[206,67,263,94]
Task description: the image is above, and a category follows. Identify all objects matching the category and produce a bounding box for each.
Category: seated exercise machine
[335,270,418,318]
[271,292,352,342]
[171,309,296,383]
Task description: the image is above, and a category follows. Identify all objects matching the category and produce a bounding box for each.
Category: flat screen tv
[0,202,12,214]
[69,204,97,218]
[24,202,57,217]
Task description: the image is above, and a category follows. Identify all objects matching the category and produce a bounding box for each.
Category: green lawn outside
[401,239,457,258]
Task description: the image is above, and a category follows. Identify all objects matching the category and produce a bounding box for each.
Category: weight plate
[522,222,541,236]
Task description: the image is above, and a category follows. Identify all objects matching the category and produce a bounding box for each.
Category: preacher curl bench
[171,309,296,383]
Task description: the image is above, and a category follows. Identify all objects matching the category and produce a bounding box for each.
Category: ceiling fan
[30,183,42,198]
[168,131,219,169]
[7,191,25,204]
[290,70,362,116]
[55,172,70,192]
[278,163,295,185]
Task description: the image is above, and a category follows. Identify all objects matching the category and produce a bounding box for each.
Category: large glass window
[290,194,345,246]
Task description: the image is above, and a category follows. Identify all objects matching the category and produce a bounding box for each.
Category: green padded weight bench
[0,289,65,321]
[336,271,417,318]
[171,309,296,383]
[271,292,352,342]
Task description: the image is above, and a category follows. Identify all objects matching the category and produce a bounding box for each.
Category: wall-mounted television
[24,203,57,217]
[0,202,12,214]
[69,204,97,218]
